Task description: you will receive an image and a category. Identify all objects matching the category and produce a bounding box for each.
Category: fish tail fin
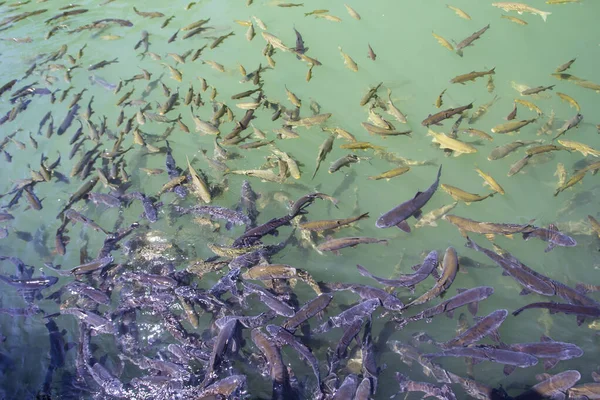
[541,11,551,22]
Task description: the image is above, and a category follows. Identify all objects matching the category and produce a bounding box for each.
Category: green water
[0,0,599,398]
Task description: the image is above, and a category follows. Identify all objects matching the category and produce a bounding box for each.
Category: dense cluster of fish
[0,0,598,399]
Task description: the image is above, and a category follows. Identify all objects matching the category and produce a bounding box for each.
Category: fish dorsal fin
[535,373,552,382]
[548,223,559,232]
[540,335,554,342]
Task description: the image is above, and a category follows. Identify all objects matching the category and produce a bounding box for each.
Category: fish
[447,5,471,19]
[450,68,495,84]
[367,44,376,60]
[344,4,361,20]
[251,329,295,399]
[283,293,333,331]
[338,46,358,72]
[300,212,369,232]
[522,224,577,252]
[386,89,408,123]
[261,31,289,52]
[435,89,447,108]
[506,102,518,120]
[64,209,109,234]
[515,370,580,400]
[491,118,537,134]
[556,92,580,111]
[428,130,477,156]
[287,113,332,127]
[394,373,457,400]
[492,2,551,22]
[405,247,459,308]
[455,24,490,57]
[513,302,600,319]
[414,203,458,228]
[317,236,388,254]
[376,165,442,231]
[469,95,500,124]
[397,286,494,328]
[441,309,508,348]
[568,383,600,399]
[133,6,164,18]
[314,298,380,333]
[445,215,535,238]
[521,85,555,95]
[558,139,600,157]
[507,337,583,372]
[475,168,505,195]
[422,103,473,126]
[502,15,528,25]
[357,250,439,288]
[432,32,454,51]
[329,154,359,173]
[424,346,539,369]
[465,238,556,296]
[267,325,322,390]
[488,140,540,160]
[556,58,576,73]
[368,166,410,180]
[311,134,335,180]
[553,113,583,141]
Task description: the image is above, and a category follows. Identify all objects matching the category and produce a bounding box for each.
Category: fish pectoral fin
[396,221,411,233]
[540,334,554,342]
[576,315,585,326]
[519,288,531,296]
[467,301,479,316]
[544,243,556,253]
[503,365,516,376]
[543,358,559,371]
[412,209,423,220]
[445,310,454,318]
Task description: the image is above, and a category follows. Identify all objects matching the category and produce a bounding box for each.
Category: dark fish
[267,325,322,391]
[64,209,109,234]
[57,104,79,135]
[242,282,295,317]
[357,250,438,288]
[332,374,359,400]
[522,224,577,252]
[397,286,494,328]
[521,85,555,96]
[283,293,333,331]
[421,104,473,127]
[507,336,582,372]
[293,26,306,55]
[513,301,600,321]
[395,373,457,400]
[88,58,118,71]
[314,298,380,333]
[515,370,580,400]
[465,238,555,296]
[202,319,240,387]
[0,274,58,290]
[68,255,113,275]
[251,328,296,400]
[424,346,539,369]
[441,309,508,348]
[376,165,442,230]
[174,205,250,227]
[322,282,403,310]
[405,247,458,308]
[455,24,490,57]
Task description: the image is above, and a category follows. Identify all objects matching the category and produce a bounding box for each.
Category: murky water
[0,0,599,398]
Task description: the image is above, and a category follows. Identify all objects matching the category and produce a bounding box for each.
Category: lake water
[0,0,599,398]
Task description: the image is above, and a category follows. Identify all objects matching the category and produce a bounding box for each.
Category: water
[0,0,599,398]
